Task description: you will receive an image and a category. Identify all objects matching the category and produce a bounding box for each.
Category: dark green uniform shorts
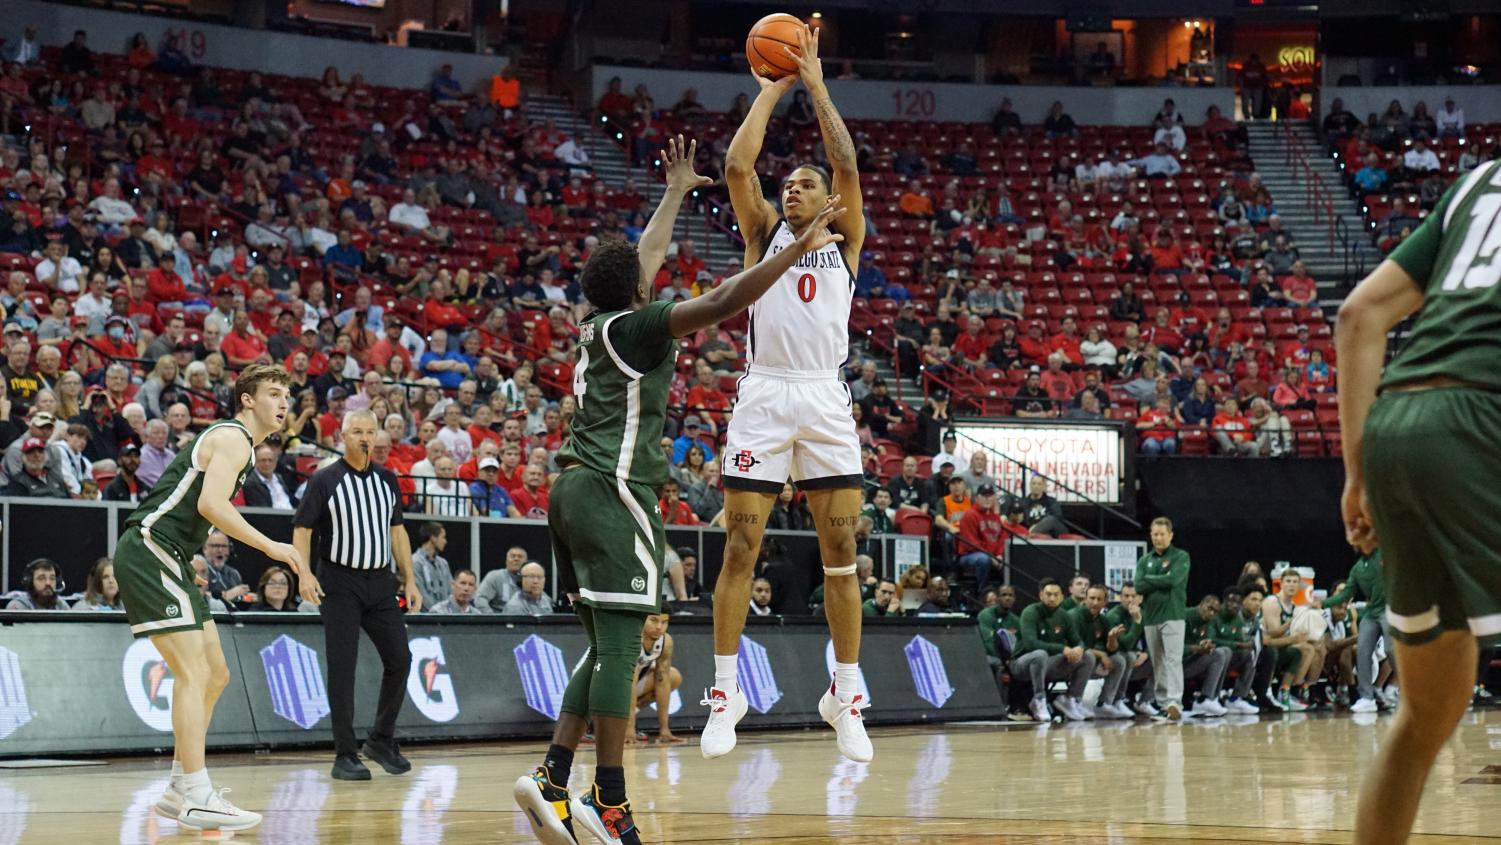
[116,527,211,639]
[548,467,665,613]
[1363,387,1501,646]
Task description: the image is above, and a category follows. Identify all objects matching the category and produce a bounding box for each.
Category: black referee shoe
[362,738,412,775]
[331,754,372,781]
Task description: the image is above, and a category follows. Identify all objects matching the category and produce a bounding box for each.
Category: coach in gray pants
[1136,517,1190,718]
[1321,549,1389,711]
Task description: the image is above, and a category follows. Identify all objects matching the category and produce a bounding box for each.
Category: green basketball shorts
[548,467,665,613]
[116,527,211,639]
[1363,387,1501,646]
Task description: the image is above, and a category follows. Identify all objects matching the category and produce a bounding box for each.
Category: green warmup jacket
[1103,605,1145,652]
[977,606,1021,659]
[1321,549,1386,618]
[1210,605,1252,648]
[1134,545,1191,627]
[1070,605,1114,652]
[1017,602,1081,656]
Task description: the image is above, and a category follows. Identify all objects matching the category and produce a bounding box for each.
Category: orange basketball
[746,13,804,80]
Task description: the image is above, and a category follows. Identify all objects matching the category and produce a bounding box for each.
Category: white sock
[180,768,212,802]
[833,663,860,703]
[713,654,738,693]
[170,760,183,784]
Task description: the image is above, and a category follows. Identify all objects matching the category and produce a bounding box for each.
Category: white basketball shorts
[720,365,864,493]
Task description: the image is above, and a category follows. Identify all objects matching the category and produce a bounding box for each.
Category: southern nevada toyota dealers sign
[952,421,1126,506]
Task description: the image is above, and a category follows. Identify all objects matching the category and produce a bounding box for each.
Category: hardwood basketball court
[4,711,1500,843]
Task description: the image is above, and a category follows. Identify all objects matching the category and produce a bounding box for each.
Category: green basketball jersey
[556,301,678,486]
[1383,161,1501,390]
[123,420,254,560]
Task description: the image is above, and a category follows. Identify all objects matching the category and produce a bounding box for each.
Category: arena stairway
[1246,121,1377,316]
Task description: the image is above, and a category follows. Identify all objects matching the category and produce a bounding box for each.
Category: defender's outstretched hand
[661,134,713,194]
[792,196,847,254]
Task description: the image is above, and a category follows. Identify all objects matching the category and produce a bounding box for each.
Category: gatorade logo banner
[121,639,174,731]
[406,637,459,723]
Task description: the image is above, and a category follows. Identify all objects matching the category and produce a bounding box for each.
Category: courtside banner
[0,616,1001,756]
[0,624,258,756]
[951,419,1130,506]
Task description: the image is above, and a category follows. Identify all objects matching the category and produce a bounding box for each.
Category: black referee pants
[319,562,411,757]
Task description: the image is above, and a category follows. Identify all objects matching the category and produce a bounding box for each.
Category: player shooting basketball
[702,23,873,764]
[512,135,844,845]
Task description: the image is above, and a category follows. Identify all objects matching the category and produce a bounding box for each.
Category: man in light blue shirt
[335,285,386,333]
[1126,142,1182,179]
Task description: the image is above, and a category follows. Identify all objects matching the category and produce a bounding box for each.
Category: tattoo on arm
[813,94,855,166]
[728,512,759,525]
[828,515,859,527]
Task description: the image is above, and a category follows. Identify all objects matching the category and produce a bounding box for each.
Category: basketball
[745,13,804,80]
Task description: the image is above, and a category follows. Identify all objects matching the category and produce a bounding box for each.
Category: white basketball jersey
[745,219,853,373]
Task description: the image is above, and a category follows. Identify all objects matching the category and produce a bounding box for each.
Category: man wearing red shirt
[97,315,140,360]
[495,442,525,492]
[952,315,991,369]
[1040,354,1075,403]
[1134,396,1179,455]
[1278,325,1314,369]
[136,142,175,185]
[317,388,348,451]
[457,439,501,482]
[146,253,188,303]
[161,99,202,142]
[1211,398,1257,456]
[367,318,414,374]
[659,478,700,526]
[245,288,278,338]
[1280,261,1318,307]
[510,464,550,519]
[1234,360,1271,405]
[1046,316,1085,367]
[1143,309,1184,354]
[1018,321,1050,366]
[124,279,162,336]
[597,77,632,121]
[1149,229,1184,271]
[685,360,732,429]
[1208,308,1250,353]
[423,278,465,331]
[674,239,706,281]
[956,483,1007,592]
[610,177,644,212]
[1168,297,1210,336]
[291,328,328,376]
[467,406,503,450]
[220,311,269,367]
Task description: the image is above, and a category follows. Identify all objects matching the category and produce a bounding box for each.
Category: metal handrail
[1281,121,1338,257]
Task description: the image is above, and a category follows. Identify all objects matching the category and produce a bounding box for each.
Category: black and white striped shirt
[293,459,404,570]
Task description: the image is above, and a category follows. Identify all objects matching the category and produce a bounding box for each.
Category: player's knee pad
[823,563,857,577]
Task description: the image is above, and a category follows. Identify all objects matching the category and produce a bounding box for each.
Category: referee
[291,409,423,781]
